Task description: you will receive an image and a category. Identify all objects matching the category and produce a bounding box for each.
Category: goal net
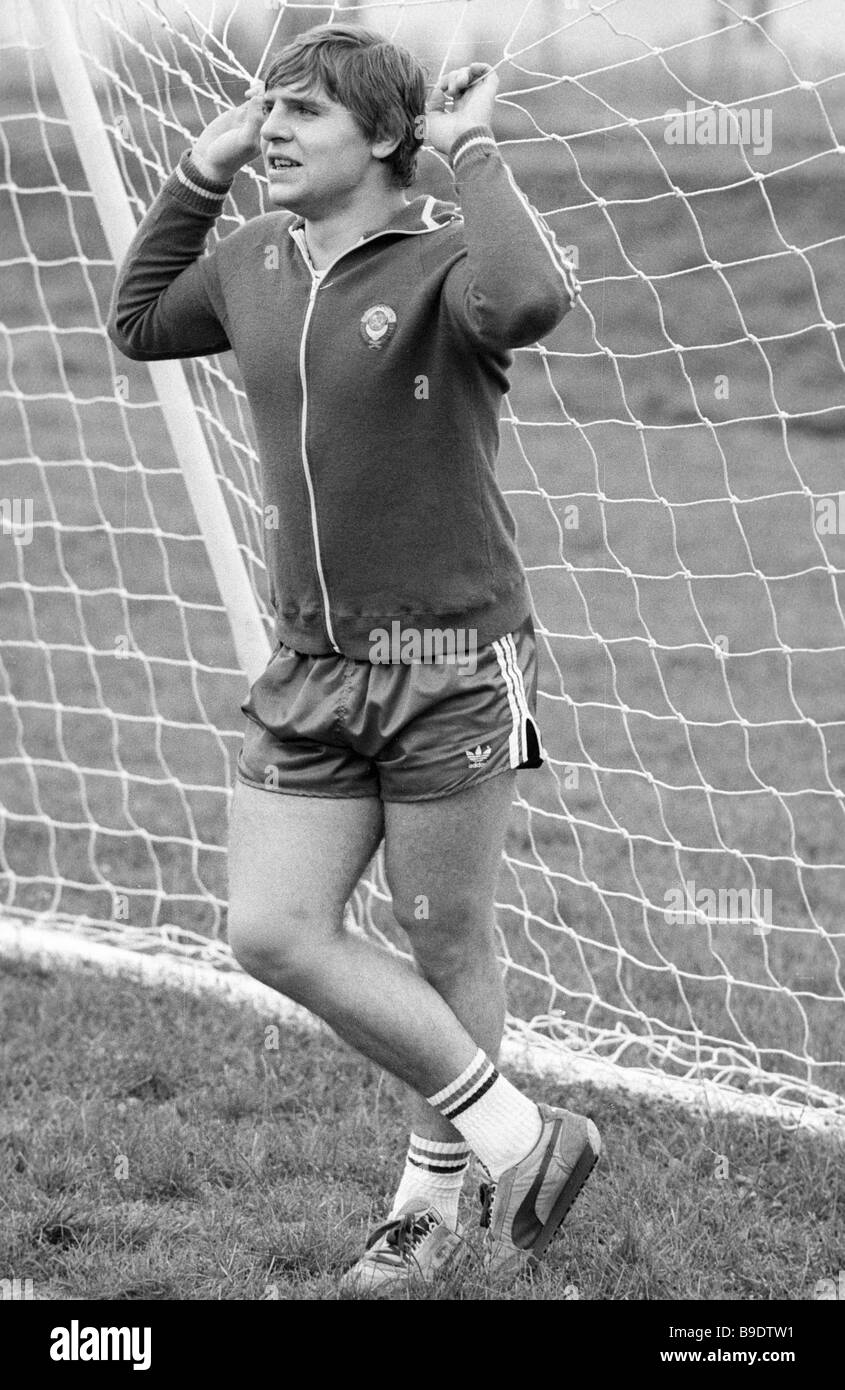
[2,0,844,1132]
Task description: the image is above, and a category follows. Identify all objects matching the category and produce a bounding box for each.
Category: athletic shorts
[236,612,545,802]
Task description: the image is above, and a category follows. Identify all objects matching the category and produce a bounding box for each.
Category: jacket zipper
[297,267,339,650]
[292,219,451,654]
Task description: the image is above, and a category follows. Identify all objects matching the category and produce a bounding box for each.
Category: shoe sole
[527,1118,601,1264]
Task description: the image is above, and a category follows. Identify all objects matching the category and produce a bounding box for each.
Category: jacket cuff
[170,150,233,213]
[449,124,498,170]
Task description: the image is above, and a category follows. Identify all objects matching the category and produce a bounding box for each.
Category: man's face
[260,82,383,215]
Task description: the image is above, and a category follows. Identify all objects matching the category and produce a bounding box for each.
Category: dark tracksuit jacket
[107,124,578,658]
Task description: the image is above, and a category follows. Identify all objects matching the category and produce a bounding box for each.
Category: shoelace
[478,1179,497,1229]
[365,1210,440,1264]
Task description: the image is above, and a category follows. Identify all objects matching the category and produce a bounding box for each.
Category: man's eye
[260,100,314,116]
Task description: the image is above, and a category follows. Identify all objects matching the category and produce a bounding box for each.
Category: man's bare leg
[382,772,516,1146]
[228,768,549,1252]
[227,780,494,1093]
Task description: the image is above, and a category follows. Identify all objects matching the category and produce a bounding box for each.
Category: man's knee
[227,898,340,988]
[228,912,300,984]
[392,886,485,932]
[393,891,496,980]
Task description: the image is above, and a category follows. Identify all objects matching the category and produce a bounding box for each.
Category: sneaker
[481,1103,601,1277]
[339,1203,464,1295]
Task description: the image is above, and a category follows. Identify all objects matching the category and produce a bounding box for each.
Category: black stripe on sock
[408,1155,468,1174]
[444,1067,499,1119]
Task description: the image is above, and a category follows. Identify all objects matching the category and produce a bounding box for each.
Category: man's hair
[261,24,426,190]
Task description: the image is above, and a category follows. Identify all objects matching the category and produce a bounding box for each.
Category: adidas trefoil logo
[465,744,492,767]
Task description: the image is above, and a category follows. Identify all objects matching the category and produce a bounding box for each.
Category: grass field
[1,958,842,1301]
[1,8,844,1301]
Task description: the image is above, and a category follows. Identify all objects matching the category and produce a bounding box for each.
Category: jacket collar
[286,193,460,250]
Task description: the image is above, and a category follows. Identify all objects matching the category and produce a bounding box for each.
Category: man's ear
[371,129,401,160]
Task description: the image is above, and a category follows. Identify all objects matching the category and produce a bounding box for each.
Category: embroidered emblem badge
[359,303,397,349]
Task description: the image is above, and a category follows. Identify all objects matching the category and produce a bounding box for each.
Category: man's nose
[261,108,293,143]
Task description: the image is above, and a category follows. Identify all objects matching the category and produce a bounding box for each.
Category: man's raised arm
[427,65,580,350]
[107,87,265,361]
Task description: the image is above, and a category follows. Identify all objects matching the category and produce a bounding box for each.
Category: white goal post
[1,0,844,1138]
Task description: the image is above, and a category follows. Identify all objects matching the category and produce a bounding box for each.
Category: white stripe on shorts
[493,632,531,766]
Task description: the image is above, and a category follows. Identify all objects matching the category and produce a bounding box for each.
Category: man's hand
[424,64,498,154]
[191,81,266,183]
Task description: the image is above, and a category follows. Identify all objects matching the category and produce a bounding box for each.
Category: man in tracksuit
[108,23,601,1292]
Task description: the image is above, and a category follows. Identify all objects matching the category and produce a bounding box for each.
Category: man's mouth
[268,156,301,170]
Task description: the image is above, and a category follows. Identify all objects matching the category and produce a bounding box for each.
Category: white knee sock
[389,1134,470,1230]
[426,1048,543,1180]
